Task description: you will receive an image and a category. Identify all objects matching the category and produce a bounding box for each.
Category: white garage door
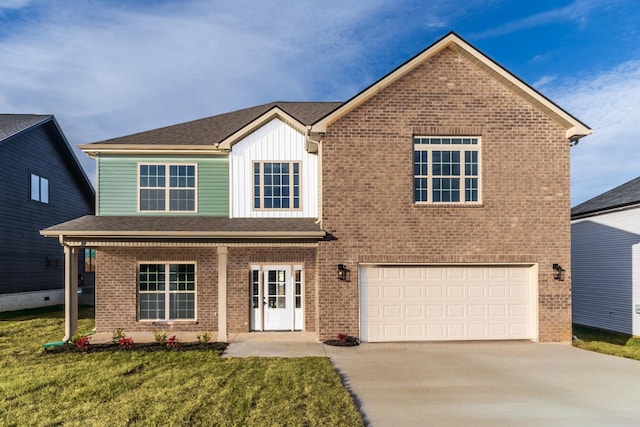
[360,265,536,342]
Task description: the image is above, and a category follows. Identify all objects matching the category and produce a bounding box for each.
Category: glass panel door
[263,266,293,331]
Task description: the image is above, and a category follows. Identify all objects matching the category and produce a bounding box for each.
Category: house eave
[78,144,229,158]
[40,230,326,239]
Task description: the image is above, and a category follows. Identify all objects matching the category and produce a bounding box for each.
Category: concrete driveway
[324,342,640,427]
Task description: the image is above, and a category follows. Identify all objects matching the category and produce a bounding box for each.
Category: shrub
[112,328,125,343]
[196,332,212,344]
[154,329,167,344]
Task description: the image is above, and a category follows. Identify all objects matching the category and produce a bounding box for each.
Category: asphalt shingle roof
[0,114,51,142]
[42,215,324,237]
[92,102,342,146]
[572,176,640,218]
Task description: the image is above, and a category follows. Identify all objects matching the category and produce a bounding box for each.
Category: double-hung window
[30,173,49,204]
[138,263,196,321]
[139,164,197,212]
[253,161,300,209]
[413,137,480,204]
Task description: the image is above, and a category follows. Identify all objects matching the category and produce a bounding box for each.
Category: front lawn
[573,324,640,361]
[0,307,363,426]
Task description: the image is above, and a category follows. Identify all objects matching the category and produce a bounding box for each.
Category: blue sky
[1,0,639,206]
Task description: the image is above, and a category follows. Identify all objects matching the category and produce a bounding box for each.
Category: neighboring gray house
[571,176,640,336]
[0,114,94,312]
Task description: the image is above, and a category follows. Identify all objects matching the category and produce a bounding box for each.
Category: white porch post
[217,246,228,342]
[63,246,79,342]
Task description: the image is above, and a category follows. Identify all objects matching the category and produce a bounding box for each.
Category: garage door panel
[361,265,535,342]
[405,286,422,298]
[405,305,423,317]
[468,305,485,317]
[384,286,402,298]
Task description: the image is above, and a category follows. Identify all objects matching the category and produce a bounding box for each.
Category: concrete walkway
[324,341,640,427]
[223,332,327,357]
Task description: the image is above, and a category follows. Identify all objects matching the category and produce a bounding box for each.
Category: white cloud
[532,74,558,88]
[550,60,640,205]
[471,0,604,39]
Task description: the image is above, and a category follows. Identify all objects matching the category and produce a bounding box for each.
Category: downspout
[306,127,325,227]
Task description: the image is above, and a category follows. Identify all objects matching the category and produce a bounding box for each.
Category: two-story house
[0,114,94,312]
[42,32,591,343]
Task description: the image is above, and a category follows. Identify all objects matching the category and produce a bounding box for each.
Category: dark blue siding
[0,120,94,294]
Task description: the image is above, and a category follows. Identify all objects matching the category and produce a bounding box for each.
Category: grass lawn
[0,306,363,426]
[573,324,640,361]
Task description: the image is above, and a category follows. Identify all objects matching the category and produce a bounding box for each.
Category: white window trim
[137,162,198,213]
[413,136,482,205]
[252,161,302,211]
[137,261,197,322]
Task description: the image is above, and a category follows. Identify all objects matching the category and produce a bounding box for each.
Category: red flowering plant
[118,336,135,349]
[166,335,180,348]
[75,336,90,351]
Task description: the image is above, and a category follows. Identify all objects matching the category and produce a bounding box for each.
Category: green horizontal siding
[98,155,228,216]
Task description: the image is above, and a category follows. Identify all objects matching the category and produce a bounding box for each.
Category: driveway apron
[325,342,640,427]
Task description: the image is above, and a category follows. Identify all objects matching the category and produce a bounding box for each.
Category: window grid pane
[140,164,196,211]
[255,162,300,210]
[139,263,195,321]
[413,137,479,204]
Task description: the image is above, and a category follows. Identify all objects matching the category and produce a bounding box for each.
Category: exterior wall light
[338,264,351,282]
[553,263,565,281]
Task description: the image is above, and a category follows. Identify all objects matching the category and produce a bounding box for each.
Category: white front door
[250,265,303,331]
[264,266,292,330]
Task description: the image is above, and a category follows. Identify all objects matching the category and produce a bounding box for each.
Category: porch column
[63,246,79,342]
[217,246,228,342]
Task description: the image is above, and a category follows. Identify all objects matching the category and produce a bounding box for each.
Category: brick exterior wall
[95,247,218,333]
[317,47,572,342]
[94,245,317,336]
[227,247,317,333]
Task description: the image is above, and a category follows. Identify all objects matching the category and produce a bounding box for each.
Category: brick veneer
[316,46,572,342]
[95,247,218,333]
[94,245,317,336]
[227,247,317,333]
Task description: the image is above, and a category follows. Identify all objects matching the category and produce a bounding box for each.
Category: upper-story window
[413,137,481,204]
[139,164,197,212]
[253,161,300,210]
[30,173,49,204]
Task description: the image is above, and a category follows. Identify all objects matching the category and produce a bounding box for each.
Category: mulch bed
[323,339,360,347]
[43,342,228,354]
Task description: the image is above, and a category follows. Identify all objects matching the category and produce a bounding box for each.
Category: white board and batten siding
[571,208,640,336]
[360,265,538,342]
[229,118,318,218]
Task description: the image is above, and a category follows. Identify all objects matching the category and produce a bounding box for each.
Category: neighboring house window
[138,263,196,321]
[253,162,300,209]
[30,173,49,203]
[139,164,197,212]
[413,137,480,204]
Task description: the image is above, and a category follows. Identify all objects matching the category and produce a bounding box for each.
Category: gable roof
[311,32,592,141]
[80,102,341,157]
[572,176,640,219]
[0,114,95,205]
[0,114,52,143]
